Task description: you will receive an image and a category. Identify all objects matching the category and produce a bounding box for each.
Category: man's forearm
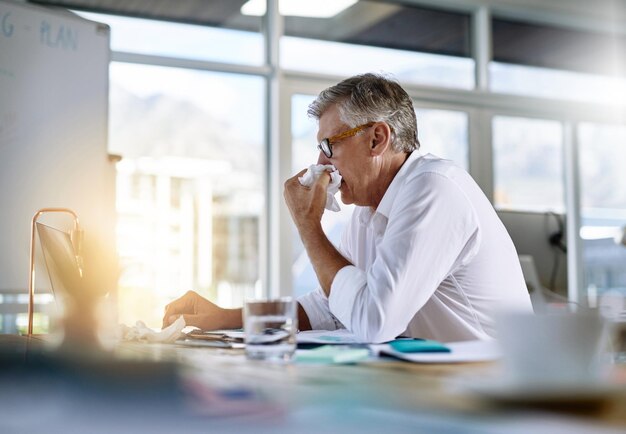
[298,222,351,296]
[224,308,244,329]
[297,303,312,331]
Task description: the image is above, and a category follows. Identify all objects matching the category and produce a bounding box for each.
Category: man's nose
[317,151,331,165]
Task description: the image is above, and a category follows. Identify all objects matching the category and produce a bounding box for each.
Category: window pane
[490,17,626,105]
[415,108,468,170]
[110,63,265,327]
[492,116,564,212]
[291,94,355,298]
[490,62,626,106]
[73,10,264,66]
[492,18,626,76]
[579,123,626,308]
[281,1,474,89]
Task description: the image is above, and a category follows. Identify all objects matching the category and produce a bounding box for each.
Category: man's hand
[283,169,350,294]
[283,169,330,232]
[162,291,242,330]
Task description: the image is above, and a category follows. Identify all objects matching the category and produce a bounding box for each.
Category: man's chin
[339,191,353,205]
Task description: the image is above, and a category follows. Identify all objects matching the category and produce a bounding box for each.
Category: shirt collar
[357,206,374,226]
[375,151,422,219]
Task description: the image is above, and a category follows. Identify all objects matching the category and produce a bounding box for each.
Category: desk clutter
[114,321,626,409]
[119,316,187,344]
[0,337,282,431]
[174,327,497,364]
[296,345,370,364]
[1,331,626,433]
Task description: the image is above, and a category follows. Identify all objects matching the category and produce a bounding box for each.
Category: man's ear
[370,122,392,156]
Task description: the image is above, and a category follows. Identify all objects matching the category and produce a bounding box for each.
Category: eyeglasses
[317,122,375,158]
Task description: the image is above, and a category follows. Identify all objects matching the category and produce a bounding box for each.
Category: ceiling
[30,0,473,57]
[32,0,254,28]
[28,0,626,76]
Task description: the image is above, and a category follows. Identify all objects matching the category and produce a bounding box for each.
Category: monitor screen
[36,222,81,299]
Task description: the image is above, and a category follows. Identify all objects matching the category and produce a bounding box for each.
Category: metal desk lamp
[27,208,83,336]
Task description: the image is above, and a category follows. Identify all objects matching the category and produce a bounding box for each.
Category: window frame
[41,1,626,315]
[97,1,626,308]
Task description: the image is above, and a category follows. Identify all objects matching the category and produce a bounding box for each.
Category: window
[579,123,626,306]
[490,62,626,106]
[492,18,625,76]
[492,116,564,212]
[9,0,619,320]
[71,8,264,65]
[281,1,474,89]
[110,62,265,327]
[490,18,626,105]
[415,108,468,170]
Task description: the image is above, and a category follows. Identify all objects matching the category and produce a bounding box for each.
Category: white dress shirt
[298,153,533,343]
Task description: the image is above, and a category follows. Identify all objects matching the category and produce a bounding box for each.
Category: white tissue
[298,164,342,212]
[119,316,186,344]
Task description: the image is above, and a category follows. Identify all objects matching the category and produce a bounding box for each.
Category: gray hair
[308,73,419,152]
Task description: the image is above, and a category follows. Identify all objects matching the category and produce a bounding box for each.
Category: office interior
[0,0,625,432]
[1,0,624,332]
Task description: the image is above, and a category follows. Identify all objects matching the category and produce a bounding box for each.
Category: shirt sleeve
[296,217,354,332]
[297,287,344,331]
[328,172,480,343]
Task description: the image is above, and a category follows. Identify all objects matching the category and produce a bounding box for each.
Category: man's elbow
[358,328,398,344]
[351,315,399,344]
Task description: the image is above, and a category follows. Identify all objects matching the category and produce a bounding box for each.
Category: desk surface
[1,334,626,434]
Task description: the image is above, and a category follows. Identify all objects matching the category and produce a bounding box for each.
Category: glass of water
[243,297,297,362]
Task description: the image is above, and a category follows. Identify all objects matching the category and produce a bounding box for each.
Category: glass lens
[320,139,332,158]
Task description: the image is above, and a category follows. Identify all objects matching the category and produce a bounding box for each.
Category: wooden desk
[1,334,625,434]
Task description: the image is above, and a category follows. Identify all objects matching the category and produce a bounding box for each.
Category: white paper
[297,329,361,344]
[298,164,342,212]
[198,329,246,340]
[371,339,501,363]
[119,316,186,343]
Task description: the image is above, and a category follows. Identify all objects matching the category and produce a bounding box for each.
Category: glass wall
[109,63,264,327]
[490,62,626,106]
[281,1,474,89]
[490,17,626,105]
[72,9,264,65]
[415,108,468,170]
[51,3,270,330]
[3,1,625,332]
[492,116,564,213]
[486,13,625,305]
[579,123,626,309]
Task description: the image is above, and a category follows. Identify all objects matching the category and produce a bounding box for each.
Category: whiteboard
[0,0,114,293]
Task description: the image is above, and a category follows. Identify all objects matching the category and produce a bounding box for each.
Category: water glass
[243,297,297,362]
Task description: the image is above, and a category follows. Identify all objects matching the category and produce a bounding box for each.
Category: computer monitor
[36,222,81,299]
[498,210,568,294]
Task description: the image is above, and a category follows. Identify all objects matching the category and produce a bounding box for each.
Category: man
[163,73,533,343]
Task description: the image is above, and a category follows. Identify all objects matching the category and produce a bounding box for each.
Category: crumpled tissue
[119,316,186,344]
[298,164,342,212]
